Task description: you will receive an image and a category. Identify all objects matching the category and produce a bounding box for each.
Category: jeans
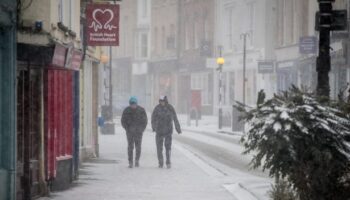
[156,133,172,165]
[126,132,143,164]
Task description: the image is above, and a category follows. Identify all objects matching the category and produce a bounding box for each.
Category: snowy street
[39,118,272,200]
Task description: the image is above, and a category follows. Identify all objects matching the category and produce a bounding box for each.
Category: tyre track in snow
[174,132,267,178]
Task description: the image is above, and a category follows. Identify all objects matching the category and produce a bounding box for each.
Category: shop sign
[86,4,120,46]
[51,44,67,67]
[258,61,275,74]
[69,50,83,70]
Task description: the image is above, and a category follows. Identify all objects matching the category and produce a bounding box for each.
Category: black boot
[128,162,133,168]
[135,160,139,167]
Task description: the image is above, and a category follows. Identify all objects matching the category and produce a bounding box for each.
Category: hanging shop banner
[51,44,67,67]
[65,44,74,69]
[69,50,83,70]
[86,4,120,46]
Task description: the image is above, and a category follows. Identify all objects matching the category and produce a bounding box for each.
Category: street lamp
[100,54,109,64]
[216,55,225,129]
[240,33,250,105]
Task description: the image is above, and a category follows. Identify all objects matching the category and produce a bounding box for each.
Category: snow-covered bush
[236,87,350,200]
[269,178,298,200]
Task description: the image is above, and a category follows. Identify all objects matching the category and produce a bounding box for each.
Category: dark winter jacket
[121,106,148,134]
[151,104,181,135]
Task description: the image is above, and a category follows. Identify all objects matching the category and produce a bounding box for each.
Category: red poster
[86,4,120,46]
[191,90,202,110]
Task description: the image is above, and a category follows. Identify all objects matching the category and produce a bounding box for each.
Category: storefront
[17,43,55,199]
[42,43,82,191]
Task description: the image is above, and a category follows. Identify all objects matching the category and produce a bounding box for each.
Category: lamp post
[217,53,225,130]
[240,33,250,105]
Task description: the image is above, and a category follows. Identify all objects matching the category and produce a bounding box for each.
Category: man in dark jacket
[121,96,148,168]
[151,96,181,169]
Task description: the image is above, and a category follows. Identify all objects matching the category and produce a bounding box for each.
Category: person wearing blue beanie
[129,96,138,105]
[121,96,148,168]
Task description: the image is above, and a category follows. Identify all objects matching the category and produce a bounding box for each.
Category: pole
[240,33,250,105]
[109,46,113,109]
[243,34,247,105]
[316,0,334,98]
[107,46,115,135]
[218,46,223,129]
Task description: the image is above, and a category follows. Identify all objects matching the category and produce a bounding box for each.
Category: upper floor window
[140,33,149,58]
[225,6,235,51]
[141,0,149,18]
[58,0,63,22]
[153,27,158,54]
[247,2,255,46]
[58,0,74,30]
[161,26,166,51]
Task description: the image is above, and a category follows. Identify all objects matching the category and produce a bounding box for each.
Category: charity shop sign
[86,4,120,46]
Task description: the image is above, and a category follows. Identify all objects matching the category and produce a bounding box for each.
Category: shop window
[191,73,211,105]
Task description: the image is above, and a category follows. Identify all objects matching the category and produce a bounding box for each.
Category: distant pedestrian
[97,116,105,127]
[151,96,181,169]
[121,96,148,168]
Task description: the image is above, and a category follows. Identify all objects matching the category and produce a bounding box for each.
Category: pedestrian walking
[121,96,148,168]
[151,96,182,169]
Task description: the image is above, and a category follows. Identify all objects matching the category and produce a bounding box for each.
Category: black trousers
[126,132,143,163]
[156,133,172,165]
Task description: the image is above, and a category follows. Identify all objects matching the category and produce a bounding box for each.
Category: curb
[223,183,259,200]
[182,128,243,137]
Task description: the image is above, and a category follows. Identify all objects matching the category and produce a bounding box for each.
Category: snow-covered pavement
[177,114,243,136]
[39,117,272,200]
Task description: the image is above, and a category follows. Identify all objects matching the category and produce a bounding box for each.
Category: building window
[185,22,190,50]
[225,6,234,51]
[166,24,176,49]
[142,0,149,17]
[194,22,200,49]
[58,0,63,22]
[69,1,73,28]
[123,16,129,56]
[161,26,166,51]
[140,33,148,58]
[204,18,209,41]
[248,2,255,46]
[154,27,158,54]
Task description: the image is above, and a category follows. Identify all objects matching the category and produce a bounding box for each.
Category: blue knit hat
[129,96,138,105]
